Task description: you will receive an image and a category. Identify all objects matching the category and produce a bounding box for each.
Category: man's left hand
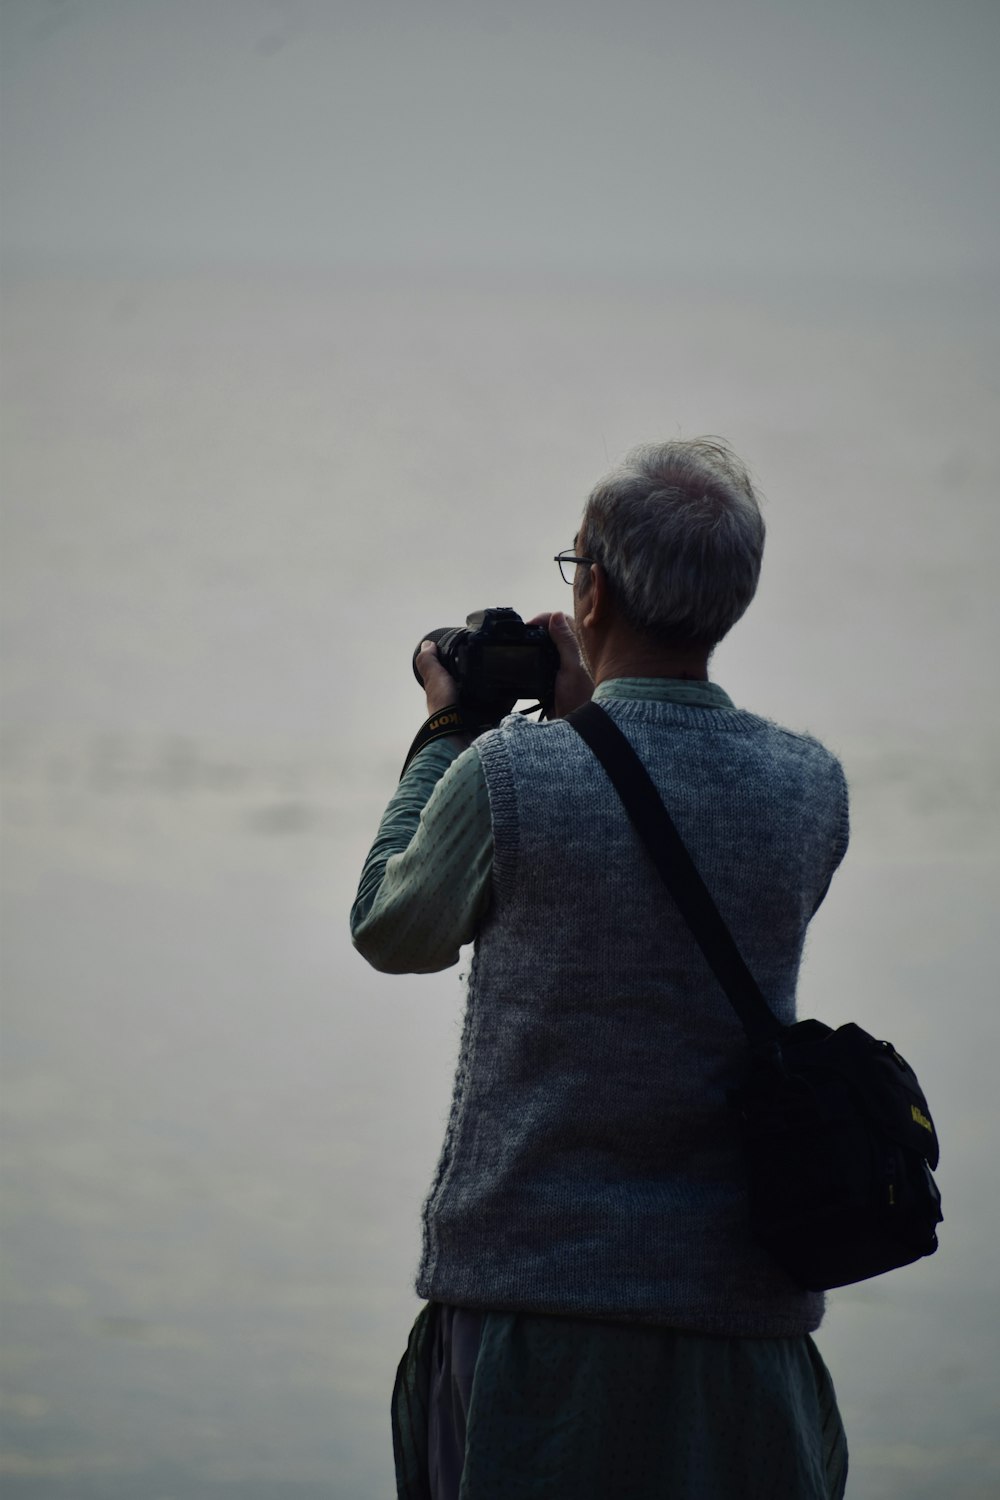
[415,640,460,718]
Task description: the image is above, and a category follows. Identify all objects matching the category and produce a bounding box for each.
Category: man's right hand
[530,611,594,718]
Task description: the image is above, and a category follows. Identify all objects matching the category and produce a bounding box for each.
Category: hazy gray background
[2,2,998,1497]
[4,0,999,279]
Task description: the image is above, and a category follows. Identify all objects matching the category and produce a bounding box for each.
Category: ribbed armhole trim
[474,729,520,902]
[832,759,851,867]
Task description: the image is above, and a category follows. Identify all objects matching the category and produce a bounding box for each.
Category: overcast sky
[2,0,998,278]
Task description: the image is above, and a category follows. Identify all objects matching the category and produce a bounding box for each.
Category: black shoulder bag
[569,701,942,1292]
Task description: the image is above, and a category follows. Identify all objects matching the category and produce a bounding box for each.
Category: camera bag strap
[567,698,942,1291]
[567,700,781,1046]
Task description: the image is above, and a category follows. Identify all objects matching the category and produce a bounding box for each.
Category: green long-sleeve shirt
[351,678,734,973]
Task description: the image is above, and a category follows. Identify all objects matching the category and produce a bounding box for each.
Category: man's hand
[415,640,461,718]
[529,611,594,718]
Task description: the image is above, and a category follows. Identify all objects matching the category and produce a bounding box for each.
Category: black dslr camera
[413,607,559,725]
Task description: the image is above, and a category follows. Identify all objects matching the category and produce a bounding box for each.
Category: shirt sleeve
[350,739,494,974]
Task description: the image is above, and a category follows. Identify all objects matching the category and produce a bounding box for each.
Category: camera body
[413,607,559,725]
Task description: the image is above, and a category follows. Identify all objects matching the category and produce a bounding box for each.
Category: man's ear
[581,562,610,630]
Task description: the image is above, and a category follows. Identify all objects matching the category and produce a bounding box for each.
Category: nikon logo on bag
[911,1104,933,1133]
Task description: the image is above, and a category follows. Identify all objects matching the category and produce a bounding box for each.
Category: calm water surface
[2,269,998,1498]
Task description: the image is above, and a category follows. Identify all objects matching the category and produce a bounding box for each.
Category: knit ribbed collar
[593,677,734,710]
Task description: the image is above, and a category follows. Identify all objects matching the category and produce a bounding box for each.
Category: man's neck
[574,579,712,684]
[591,637,710,685]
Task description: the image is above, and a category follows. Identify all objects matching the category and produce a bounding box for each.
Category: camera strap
[400,705,485,779]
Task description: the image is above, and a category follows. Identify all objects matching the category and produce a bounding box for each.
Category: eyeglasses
[554,549,596,585]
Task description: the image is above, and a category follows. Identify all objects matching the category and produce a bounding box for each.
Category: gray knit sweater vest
[416,695,849,1336]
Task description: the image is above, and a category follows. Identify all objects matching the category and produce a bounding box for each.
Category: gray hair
[580,437,765,648]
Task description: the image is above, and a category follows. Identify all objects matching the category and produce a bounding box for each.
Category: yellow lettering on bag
[911,1104,933,1132]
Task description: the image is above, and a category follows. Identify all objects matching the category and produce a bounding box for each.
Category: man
[352,438,849,1499]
